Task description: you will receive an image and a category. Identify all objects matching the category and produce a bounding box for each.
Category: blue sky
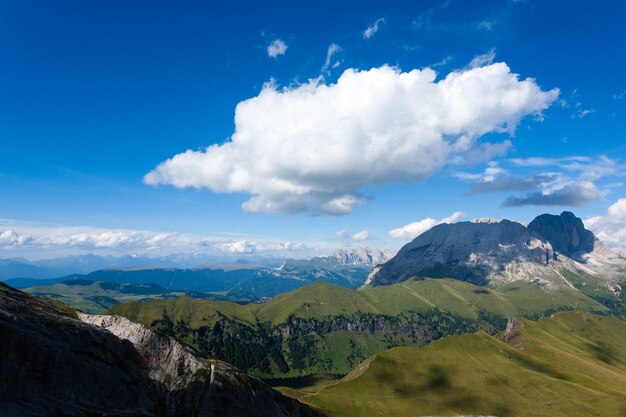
[1,0,626,259]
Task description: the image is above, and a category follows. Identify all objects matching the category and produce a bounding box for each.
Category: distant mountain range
[0,247,390,282]
[0,254,182,280]
[7,248,391,311]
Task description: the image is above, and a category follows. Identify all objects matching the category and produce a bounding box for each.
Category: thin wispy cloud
[508,156,592,167]
[572,108,595,119]
[363,18,385,39]
[559,89,595,119]
[322,43,343,73]
[411,0,451,30]
[412,1,498,34]
[478,20,495,30]
[431,55,451,67]
[469,48,496,68]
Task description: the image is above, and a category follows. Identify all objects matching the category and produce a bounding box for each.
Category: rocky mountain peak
[332,247,391,266]
[367,211,624,289]
[367,219,554,286]
[527,211,596,258]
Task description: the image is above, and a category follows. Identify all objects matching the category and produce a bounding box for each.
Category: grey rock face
[369,219,553,286]
[0,282,162,417]
[528,211,596,258]
[0,283,321,417]
[79,313,204,388]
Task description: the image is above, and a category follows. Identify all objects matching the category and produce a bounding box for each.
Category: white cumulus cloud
[363,18,385,39]
[585,198,626,253]
[267,39,288,58]
[0,230,32,246]
[221,240,304,254]
[389,211,465,239]
[145,63,559,215]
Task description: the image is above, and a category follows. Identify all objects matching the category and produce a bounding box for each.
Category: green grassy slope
[113,295,257,328]
[111,278,607,327]
[108,278,610,379]
[302,311,626,417]
[250,278,607,323]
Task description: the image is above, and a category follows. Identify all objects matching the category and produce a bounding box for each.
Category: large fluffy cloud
[145,63,559,215]
[389,211,465,239]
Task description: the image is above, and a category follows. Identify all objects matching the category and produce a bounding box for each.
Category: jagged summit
[528,211,596,258]
[471,217,500,224]
[367,212,626,291]
[332,247,391,266]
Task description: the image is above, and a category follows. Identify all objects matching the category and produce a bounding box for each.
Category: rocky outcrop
[0,283,322,417]
[79,313,204,388]
[528,211,596,258]
[501,317,524,344]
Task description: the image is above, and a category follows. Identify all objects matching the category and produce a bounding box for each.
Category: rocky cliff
[528,211,596,258]
[368,219,554,286]
[0,282,321,417]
